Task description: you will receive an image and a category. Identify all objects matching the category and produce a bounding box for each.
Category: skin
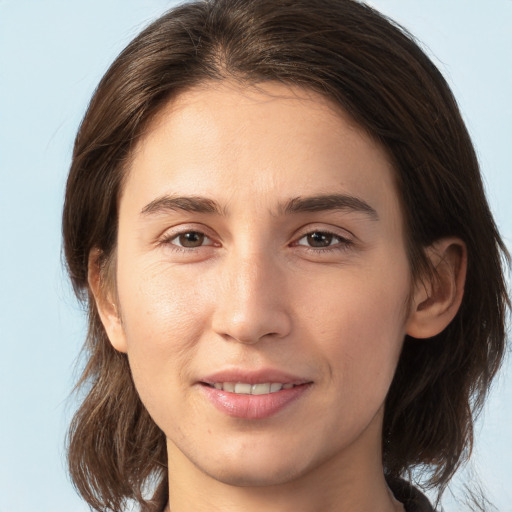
[91,81,466,512]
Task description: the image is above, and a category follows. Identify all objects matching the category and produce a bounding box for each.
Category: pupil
[179,232,204,247]
[308,232,332,247]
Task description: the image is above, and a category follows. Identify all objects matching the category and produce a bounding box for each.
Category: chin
[186,435,328,488]
[203,460,307,488]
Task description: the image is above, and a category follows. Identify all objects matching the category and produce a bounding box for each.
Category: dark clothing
[388,478,435,512]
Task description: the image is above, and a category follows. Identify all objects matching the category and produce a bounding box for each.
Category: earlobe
[406,238,467,339]
[88,248,128,353]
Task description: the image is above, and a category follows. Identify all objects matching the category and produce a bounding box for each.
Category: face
[108,82,414,487]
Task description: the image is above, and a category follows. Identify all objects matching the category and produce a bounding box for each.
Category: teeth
[223,382,235,393]
[251,383,270,395]
[211,382,298,394]
[234,383,252,394]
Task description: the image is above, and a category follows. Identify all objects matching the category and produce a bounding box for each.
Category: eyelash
[158,228,353,254]
[159,230,217,252]
[293,231,353,253]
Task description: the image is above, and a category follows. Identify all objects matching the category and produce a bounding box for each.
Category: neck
[163,410,404,512]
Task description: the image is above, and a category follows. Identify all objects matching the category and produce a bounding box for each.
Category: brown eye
[294,230,352,251]
[177,231,206,248]
[306,232,334,247]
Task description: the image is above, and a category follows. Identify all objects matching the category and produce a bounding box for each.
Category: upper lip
[200,368,311,385]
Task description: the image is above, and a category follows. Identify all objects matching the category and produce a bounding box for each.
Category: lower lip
[200,384,311,420]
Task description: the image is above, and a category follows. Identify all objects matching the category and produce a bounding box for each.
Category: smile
[200,380,312,419]
[205,382,297,394]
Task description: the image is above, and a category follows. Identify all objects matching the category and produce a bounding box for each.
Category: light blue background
[0,1,510,511]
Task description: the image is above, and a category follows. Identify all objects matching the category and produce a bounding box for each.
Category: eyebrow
[141,195,224,216]
[140,193,379,220]
[280,194,379,220]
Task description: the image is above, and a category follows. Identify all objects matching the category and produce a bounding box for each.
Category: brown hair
[63,0,510,510]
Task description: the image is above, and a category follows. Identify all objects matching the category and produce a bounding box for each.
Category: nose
[211,249,292,344]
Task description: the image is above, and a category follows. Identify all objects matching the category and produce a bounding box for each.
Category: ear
[406,238,467,339]
[88,248,128,353]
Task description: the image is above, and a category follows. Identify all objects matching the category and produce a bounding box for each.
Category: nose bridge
[232,248,267,303]
[212,244,291,344]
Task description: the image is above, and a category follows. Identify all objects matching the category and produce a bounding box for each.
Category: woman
[63,0,510,511]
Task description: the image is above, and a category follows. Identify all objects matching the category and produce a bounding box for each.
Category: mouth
[200,381,305,395]
[198,373,313,419]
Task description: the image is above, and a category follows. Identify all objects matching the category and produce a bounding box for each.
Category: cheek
[116,262,210,404]
[119,260,207,339]
[305,259,410,392]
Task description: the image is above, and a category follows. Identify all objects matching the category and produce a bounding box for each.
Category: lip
[200,369,310,386]
[198,369,313,420]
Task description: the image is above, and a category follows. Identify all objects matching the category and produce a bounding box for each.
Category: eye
[295,231,351,249]
[164,230,214,249]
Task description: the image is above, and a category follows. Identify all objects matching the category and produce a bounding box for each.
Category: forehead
[123,81,400,223]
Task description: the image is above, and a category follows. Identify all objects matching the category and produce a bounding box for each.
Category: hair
[63,0,510,510]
